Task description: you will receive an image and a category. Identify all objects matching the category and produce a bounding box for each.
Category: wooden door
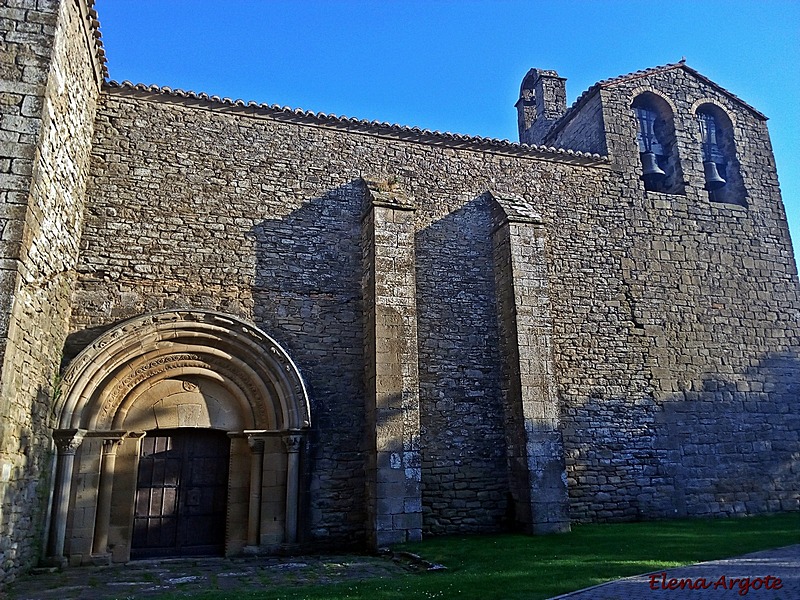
[131,429,230,559]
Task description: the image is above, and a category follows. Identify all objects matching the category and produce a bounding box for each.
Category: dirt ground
[2,553,412,599]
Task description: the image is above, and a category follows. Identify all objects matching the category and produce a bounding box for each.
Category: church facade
[0,0,798,582]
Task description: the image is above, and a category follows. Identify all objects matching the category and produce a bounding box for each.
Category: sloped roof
[83,0,108,80]
[103,81,611,166]
[598,61,766,119]
[547,60,767,142]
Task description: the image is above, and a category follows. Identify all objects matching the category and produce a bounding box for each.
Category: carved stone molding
[57,310,312,432]
[99,352,270,426]
[52,429,87,455]
[247,437,265,454]
[100,437,125,456]
[282,434,303,453]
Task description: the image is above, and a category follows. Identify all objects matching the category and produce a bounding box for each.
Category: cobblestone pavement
[2,553,408,600]
[549,545,800,599]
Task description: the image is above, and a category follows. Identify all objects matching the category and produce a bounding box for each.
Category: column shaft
[282,434,302,544]
[247,438,265,547]
[47,429,86,558]
[92,437,123,556]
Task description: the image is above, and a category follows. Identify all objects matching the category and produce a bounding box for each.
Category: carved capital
[282,434,303,454]
[247,436,265,454]
[52,429,87,455]
[101,436,126,456]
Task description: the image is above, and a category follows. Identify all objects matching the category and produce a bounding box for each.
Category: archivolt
[56,310,311,431]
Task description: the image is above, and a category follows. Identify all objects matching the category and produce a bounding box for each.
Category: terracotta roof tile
[597,60,765,119]
[547,61,766,143]
[85,0,108,79]
[104,80,611,166]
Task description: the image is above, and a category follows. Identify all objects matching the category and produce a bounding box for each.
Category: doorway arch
[47,310,311,564]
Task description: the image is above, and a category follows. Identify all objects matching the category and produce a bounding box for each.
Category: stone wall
[545,90,608,156]
[0,1,796,570]
[491,195,569,533]
[361,182,422,546]
[75,88,615,544]
[0,0,101,584]
[73,66,800,548]
[556,64,800,520]
[415,192,508,534]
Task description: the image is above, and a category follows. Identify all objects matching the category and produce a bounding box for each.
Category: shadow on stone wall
[415,193,509,534]
[248,180,367,546]
[568,349,800,522]
[59,180,370,548]
[0,384,54,580]
[62,324,117,368]
[651,351,800,518]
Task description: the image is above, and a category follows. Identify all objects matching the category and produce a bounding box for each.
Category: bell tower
[516,68,567,146]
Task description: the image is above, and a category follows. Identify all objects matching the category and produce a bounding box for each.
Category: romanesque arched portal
[47,310,310,564]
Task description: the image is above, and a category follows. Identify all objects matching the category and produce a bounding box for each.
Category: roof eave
[102,81,612,167]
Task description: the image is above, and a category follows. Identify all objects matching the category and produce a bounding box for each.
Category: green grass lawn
[163,513,800,600]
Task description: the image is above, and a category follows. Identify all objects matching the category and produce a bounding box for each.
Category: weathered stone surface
[492,203,570,534]
[0,4,797,587]
[0,0,101,585]
[362,181,422,547]
[546,63,799,523]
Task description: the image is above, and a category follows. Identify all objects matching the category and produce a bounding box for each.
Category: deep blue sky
[95,0,799,266]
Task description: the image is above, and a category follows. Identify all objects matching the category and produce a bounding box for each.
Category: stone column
[492,203,570,534]
[47,429,87,560]
[225,433,251,555]
[282,434,302,544]
[246,436,265,547]
[361,179,422,548]
[91,434,126,558]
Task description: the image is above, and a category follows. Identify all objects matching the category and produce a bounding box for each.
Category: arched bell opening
[45,310,311,565]
[694,103,747,206]
[632,92,685,195]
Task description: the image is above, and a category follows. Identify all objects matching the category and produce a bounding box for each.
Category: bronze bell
[640,151,666,183]
[703,161,726,190]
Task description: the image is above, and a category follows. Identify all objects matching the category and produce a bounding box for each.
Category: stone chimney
[516,69,567,146]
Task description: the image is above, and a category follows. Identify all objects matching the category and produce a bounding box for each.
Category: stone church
[1,0,798,583]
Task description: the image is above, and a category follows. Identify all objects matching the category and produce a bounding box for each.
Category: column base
[530,521,571,535]
[88,553,113,566]
[39,555,68,568]
[242,545,266,556]
[278,542,306,555]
